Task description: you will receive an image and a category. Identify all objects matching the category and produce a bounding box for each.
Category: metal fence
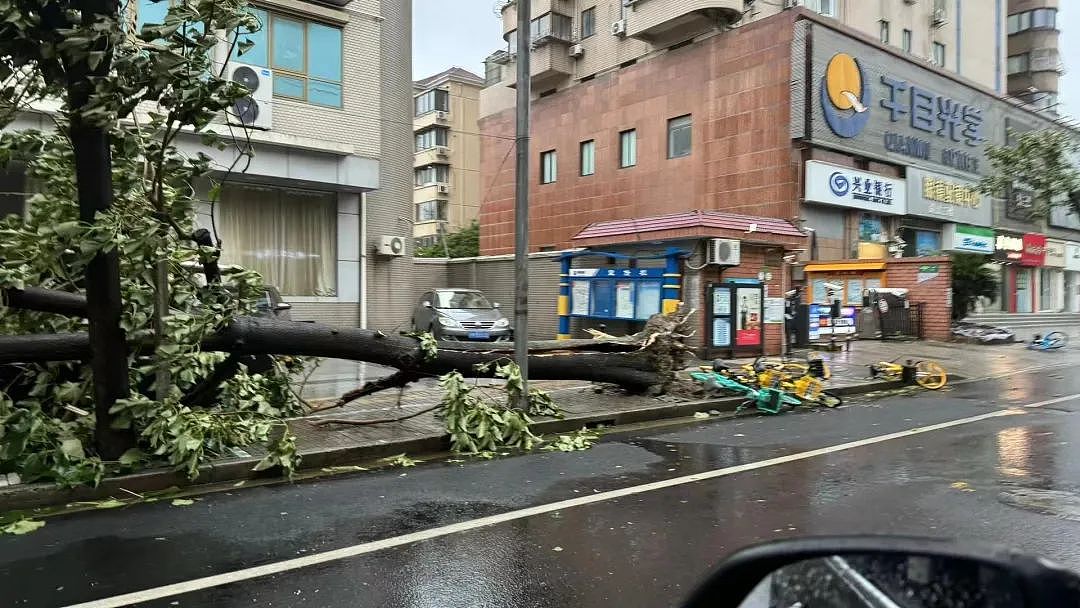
[878,302,924,339]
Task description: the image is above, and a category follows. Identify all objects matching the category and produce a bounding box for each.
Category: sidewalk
[4,338,1077,511]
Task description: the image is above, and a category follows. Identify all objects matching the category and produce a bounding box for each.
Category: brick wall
[478,13,800,255]
[884,256,953,341]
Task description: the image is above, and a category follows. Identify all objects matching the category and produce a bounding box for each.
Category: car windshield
[435,291,492,309]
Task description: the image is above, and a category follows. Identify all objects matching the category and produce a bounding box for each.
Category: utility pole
[513,0,531,408]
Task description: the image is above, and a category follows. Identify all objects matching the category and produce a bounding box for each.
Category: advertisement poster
[764,298,785,324]
[808,304,821,340]
[735,287,762,346]
[712,288,731,315]
[570,281,590,316]
[712,319,731,347]
[614,281,634,318]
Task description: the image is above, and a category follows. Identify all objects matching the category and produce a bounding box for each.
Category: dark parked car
[254,285,292,320]
[412,289,512,341]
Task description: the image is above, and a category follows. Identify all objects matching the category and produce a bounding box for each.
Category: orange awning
[803,262,886,273]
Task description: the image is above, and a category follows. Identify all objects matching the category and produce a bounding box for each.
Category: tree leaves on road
[170,498,196,507]
[1,518,45,535]
[380,454,419,468]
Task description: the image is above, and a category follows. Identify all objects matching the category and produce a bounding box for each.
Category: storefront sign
[1043,240,1066,268]
[1021,233,1047,267]
[1005,187,1036,221]
[993,232,1024,263]
[905,168,991,226]
[1066,243,1080,272]
[917,265,940,283]
[942,224,994,254]
[798,24,1063,178]
[804,161,907,215]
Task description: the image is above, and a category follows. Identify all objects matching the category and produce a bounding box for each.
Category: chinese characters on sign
[879,75,984,173]
[922,177,980,208]
[805,161,907,215]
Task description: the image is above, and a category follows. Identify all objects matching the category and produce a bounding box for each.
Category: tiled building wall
[884,256,953,341]
[478,13,800,255]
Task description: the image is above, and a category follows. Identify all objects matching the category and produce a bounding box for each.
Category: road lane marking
[67,393,1080,608]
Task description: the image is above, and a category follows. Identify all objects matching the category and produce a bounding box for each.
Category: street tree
[980,128,1080,217]
[0,0,306,485]
[415,221,480,258]
[950,253,999,321]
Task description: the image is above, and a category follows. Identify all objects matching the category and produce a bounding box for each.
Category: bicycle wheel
[817,391,843,408]
[915,360,948,390]
[1045,331,1068,349]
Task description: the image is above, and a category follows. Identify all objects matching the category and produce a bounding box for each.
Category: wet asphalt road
[4,363,1080,607]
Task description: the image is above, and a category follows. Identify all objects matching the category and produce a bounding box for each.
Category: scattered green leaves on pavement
[693,411,711,419]
[170,498,196,507]
[0,518,45,535]
[320,465,369,474]
[542,428,600,452]
[381,454,419,468]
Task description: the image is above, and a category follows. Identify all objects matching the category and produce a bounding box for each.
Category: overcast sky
[411,1,1078,119]
[412,0,502,80]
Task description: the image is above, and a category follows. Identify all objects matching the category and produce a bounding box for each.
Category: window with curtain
[415,165,450,186]
[219,186,337,296]
[416,200,447,222]
[581,7,595,38]
[580,140,595,176]
[415,127,449,151]
[667,115,692,159]
[230,8,343,108]
[415,89,449,115]
[620,129,637,168]
[541,150,557,184]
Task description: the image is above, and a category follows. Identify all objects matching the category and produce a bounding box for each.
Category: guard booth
[706,279,765,357]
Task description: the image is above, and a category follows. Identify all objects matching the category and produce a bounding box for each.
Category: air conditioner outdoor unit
[227,62,273,130]
[611,19,627,36]
[931,8,947,26]
[377,235,406,257]
[569,44,584,58]
[436,184,450,195]
[435,110,449,120]
[707,238,741,266]
[435,146,450,158]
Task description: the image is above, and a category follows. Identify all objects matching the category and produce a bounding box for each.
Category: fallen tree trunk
[1,286,693,393]
[0,317,671,390]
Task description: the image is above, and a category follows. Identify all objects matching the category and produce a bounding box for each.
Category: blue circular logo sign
[829,172,850,197]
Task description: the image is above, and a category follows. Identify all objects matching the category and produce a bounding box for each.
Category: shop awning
[803,262,886,272]
[571,210,806,247]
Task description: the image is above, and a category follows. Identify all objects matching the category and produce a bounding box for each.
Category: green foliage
[0,517,45,536]
[0,0,306,485]
[380,453,419,468]
[415,221,480,258]
[404,331,439,361]
[541,428,600,452]
[478,360,565,418]
[950,253,1000,321]
[980,129,1080,217]
[440,370,541,454]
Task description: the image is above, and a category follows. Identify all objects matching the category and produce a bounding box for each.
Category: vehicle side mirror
[274,302,292,311]
[492,302,500,308]
[681,536,1080,608]
[422,301,432,308]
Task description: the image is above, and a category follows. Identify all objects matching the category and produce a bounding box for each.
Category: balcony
[529,43,573,88]
[414,182,451,201]
[414,110,450,132]
[624,0,742,44]
[414,146,451,167]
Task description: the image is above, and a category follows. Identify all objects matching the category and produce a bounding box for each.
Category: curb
[0,377,915,512]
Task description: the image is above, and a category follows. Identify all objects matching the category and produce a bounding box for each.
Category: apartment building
[482,0,1006,117]
[412,68,485,249]
[1006,0,1061,113]
[478,7,1076,353]
[5,0,415,330]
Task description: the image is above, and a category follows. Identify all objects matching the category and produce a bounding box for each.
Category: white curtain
[219,185,337,296]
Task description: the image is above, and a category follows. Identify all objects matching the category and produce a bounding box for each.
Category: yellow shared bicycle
[867,358,948,390]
